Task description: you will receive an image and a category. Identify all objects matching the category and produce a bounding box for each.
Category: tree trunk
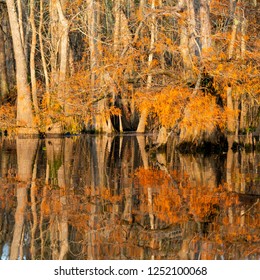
[56,0,69,84]
[227,85,236,133]
[87,0,99,131]
[56,0,69,117]
[137,0,156,133]
[228,0,239,60]
[6,0,38,134]
[29,0,39,113]
[39,0,50,101]
[241,17,247,60]
[47,0,69,135]
[113,0,132,56]
[113,0,121,56]
[156,126,168,146]
[1,3,15,89]
[112,1,134,132]
[0,24,9,101]
[49,0,59,84]
[87,0,98,89]
[179,24,194,82]
[17,0,24,48]
[200,0,211,56]
[178,0,196,82]
[228,19,239,60]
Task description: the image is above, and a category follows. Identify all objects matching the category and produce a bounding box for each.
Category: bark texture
[6,0,38,134]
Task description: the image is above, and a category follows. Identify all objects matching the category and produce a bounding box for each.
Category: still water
[0,135,259,260]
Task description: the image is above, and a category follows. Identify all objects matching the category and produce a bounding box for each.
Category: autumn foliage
[0,0,259,140]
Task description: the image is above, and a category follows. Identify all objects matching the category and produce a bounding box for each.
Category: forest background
[0,0,259,148]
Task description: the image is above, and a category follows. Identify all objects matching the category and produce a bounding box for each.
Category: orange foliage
[180,93,227,140]
[0,103,16,132]
[135,86,190,128]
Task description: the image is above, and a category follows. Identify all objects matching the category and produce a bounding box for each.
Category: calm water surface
[0,135,259,260]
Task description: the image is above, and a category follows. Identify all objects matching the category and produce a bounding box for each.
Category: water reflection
[0,135,259,260]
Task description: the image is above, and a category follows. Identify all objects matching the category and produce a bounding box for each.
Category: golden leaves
[180,93,226,138]
[0,103,16,132]
[109,106,121,116]
[135,86,190,128]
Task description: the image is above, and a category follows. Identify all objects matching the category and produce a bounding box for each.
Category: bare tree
[6,0,38,134]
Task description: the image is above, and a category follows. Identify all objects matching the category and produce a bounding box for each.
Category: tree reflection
[0,135,259,260]
[10,137,38,260]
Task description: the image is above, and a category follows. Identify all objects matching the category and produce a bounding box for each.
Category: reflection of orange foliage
[1,169,259,260]
[135,168,239,223]
[188,184,238,220]
[41,200,50,216]
[135,167,260,254]
[135,168,171,187]
[101,189,122,203]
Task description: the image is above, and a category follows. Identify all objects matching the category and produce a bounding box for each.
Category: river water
[0,135,259,260]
